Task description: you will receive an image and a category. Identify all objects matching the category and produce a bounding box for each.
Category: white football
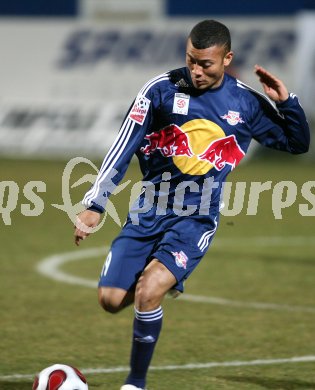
[32,364,88,390]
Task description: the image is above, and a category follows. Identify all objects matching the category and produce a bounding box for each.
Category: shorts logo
[221,110,244,126]
[129,95,151,125]
[172,93,190,115]
[172,250,188,269]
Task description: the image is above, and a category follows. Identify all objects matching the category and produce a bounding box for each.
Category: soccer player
[74,20,310,390]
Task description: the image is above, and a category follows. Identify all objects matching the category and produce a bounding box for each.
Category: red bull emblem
[141,120,245,173]
[141,124,193,157]
[221,110,244,126]
[198,134,245,171]
[172,250,188,269]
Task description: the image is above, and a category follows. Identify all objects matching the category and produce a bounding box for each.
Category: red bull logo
[221,110,244,126]
[140,119,245,174]
[198,134,245,171]
[141,124,193,157]
[172,250,188,269]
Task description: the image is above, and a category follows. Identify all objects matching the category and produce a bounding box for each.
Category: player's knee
[135,289,156,311]
[98,287,123,314]
[135,271,164,310]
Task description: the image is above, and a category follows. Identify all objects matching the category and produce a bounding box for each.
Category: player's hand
[254,64,289,103]
[74,209,101,246]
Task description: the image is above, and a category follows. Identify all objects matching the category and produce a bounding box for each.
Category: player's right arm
[74,96,151,246]
[74,209,100,246]
[74,72,169,245]
[73,94,150,246]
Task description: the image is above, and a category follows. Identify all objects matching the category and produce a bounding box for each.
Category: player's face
[186,38,233,90]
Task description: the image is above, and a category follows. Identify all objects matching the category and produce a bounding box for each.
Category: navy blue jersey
[83,67,310,218]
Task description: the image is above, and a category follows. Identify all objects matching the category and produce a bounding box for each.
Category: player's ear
[224,51,233,67]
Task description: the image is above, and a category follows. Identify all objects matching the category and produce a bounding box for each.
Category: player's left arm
[251,65,310,154]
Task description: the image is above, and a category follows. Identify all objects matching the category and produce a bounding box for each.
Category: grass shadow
[217,375,315,389]
[0,381,32,390]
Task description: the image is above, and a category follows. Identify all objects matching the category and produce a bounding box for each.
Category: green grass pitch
[0,154,314,390]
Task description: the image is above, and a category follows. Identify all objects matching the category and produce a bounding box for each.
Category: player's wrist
[275,93,291,106]
[87,204,104,213]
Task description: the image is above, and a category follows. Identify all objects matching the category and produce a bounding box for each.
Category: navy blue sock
[125,306,163,388]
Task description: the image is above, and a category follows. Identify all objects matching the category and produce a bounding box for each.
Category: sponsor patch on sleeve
[128,95,151,125]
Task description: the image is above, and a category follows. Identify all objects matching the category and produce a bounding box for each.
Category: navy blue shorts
[99,212,219,293]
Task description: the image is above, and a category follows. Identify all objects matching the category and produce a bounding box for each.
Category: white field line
[179,294,315,313]
[37,247,104,289]
[2,355,315,381]
[36,236,315,314]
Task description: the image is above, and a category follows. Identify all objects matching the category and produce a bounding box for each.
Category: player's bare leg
[134,259,176,311]
[98,287,135,314]
[123,259,176,389]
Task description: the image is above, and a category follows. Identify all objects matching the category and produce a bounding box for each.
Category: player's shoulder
[224,75,280,118]
[138,67,190,105]
[139,71,172,97]
[144,66,191,88]
[168,67,192,88]
[234,78,277,109]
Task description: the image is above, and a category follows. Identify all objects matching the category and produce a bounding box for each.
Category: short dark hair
[189,20,231,52]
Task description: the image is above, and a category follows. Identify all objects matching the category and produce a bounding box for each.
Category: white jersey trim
[236,79,276,108]
[197,218,218,252]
